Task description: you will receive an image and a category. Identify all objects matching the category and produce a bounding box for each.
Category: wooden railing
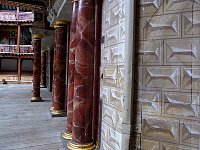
[0,44,33,53]
[0,11,34,22]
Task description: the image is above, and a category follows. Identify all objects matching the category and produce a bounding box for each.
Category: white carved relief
[117,66,124,87]
[119,0,125,21]
[138,0,163,17]
[111,43,125,64]
[139,91,161,116]
[160,142,199,150]
[142,118,179,143]
[144,67,180,90]
[110,88,124,111]
[165,38,200,65]
[119,22,125,42]
[180,122,200,147]
[105,26,119,47]
[106,0,120,12]
[102,87,110,103]
[108,127,122,150]
[105,5,120,29]
[102,104,121,128]
[103,48,111,64]
[103,66,117,86]
[164,0,200,14]
[183,11,200,37]
[101,122,108,141]
[163,93,199,119]
[141,139,159,150]
[182,68,200,91]
[137,40,163,65]
[101,139,114,150]
[144,14,181,39]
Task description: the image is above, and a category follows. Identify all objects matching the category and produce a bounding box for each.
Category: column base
[31,97,43,102]
[67,141,95,150]
[50,109,66,117]
[40,85,46,88]
[62,131,72,140]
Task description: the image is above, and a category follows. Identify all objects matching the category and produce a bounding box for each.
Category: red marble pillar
[41,51,46,88]
[67,0,96,149]
[31,34,43,102]
[62,0,79,140]
[50,20,68,117]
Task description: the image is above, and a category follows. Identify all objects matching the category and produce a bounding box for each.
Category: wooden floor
[0,84,66,150]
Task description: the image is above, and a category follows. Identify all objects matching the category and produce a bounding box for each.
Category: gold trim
[40,85,46,88]
[67,141,95,150]
[72,0,78,2]
[62,131,72,140]
[54,20,70,28]
[49,107,54,111]
[51,109,66,115]
[31,96,42,101]
[32,34,43,39]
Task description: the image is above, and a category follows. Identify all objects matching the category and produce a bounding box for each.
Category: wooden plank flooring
[0,84,66,150]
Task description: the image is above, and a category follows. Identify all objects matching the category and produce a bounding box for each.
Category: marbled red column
[31,34,43,102]
[51,20,68,117]
[62,0,79,140]
[41,51,46,88]
[68,0,96,149]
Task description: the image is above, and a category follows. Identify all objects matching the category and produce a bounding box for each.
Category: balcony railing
[0,11,34,22]
[0,44,33,54]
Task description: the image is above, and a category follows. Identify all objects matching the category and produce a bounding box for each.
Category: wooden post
[17,58,21,83]
[17,7,20,53]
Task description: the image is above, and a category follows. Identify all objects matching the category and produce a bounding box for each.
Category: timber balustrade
[0,44,33,53]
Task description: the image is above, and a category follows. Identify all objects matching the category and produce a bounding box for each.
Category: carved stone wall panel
[105,4,120,29]
[110,87,124,111]
[101,86,110,103]
[181,67,200,92]
[105,0,120,12]
[105,25,119,47]
[164,0,200,14]
[143,66,180,91]
[162,92,200,120]
[102,103,122,130]
[137,0,164,17]
[111,43,125,64]
[103,47,111,64]
[103,66,118,87]
[142,117,179,143]
[160,142,199,150]
[117,65,124,88]
[101,122,108,141]
[119,21,125,42]
[101,139,115,150]
[143,13,181,40]
[107,127,122,150]
[183,11,200,38]
[180,121,200,148]
[138,91,161,116]
[164,38,200,65]
[136,40,163,65]
[141,139,160,150]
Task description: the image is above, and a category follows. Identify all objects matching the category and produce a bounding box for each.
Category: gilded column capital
[32,34,43,40]
[54,20,70,28]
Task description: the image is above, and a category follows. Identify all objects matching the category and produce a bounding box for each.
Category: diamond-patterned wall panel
[164,38,200,65]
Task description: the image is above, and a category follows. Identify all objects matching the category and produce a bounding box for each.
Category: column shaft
[51,20,68,117]
[31,35,42,102]
[68,0,96,149]
[41,51,46,88]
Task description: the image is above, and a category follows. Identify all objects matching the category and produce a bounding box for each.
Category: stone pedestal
[50,20,68,117]
[62,0,79,141]
[67,0,96,149]
[31,34,43,102]
[41,51,47,88]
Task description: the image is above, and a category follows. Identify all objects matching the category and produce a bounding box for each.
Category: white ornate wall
[100,0,134,149]
[135,0,200,149]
